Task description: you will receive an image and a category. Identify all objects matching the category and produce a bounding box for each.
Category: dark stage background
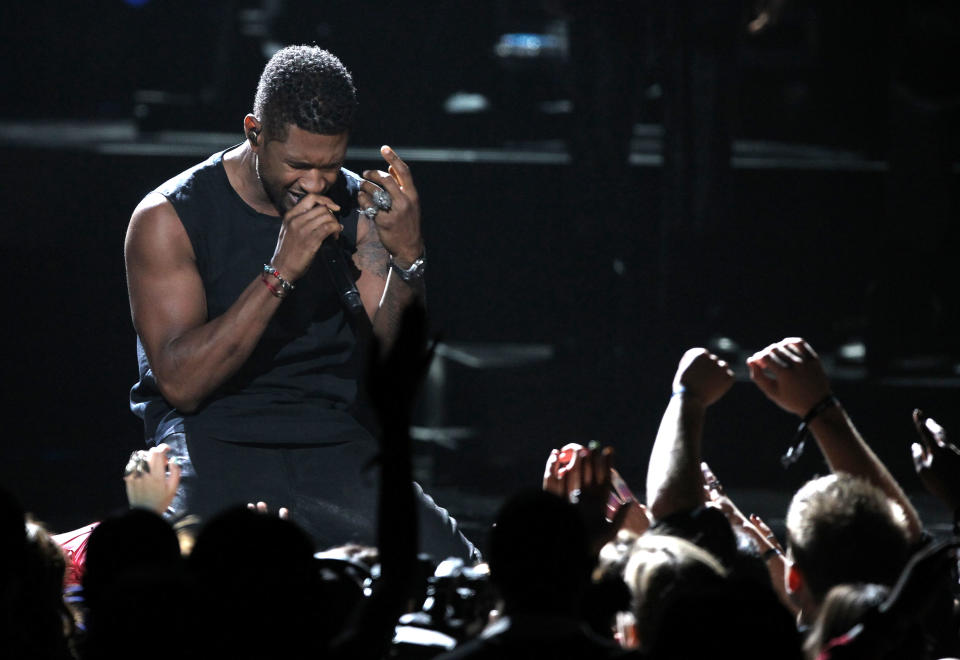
[2,1,959,549]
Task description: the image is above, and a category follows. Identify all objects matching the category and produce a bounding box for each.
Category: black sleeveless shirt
[130,146,369,446]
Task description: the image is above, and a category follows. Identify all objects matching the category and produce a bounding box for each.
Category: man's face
[255,124,349,216]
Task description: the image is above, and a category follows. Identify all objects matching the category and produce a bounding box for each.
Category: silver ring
[123,450,151,477]
[361,206,379,219]
[372,188,392,212]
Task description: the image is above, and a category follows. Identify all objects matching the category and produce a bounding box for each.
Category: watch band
[388,253,426,282]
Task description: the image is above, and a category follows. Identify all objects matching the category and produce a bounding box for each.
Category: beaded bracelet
[261,275,286,299]
[262,264,295,294]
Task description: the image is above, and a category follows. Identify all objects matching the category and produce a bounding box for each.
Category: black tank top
[130,146,369,446]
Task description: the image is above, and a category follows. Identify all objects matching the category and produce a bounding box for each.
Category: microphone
[320,232,364,316]
[316,168,367,316]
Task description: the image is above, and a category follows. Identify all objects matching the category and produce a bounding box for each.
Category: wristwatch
[388,253,426,282]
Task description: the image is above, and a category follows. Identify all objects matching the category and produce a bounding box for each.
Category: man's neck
[223,142,277,216]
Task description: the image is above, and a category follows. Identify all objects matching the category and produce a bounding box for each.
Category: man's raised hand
[673,348,735,407]
[746,337,831,416]
[359,146,423,266]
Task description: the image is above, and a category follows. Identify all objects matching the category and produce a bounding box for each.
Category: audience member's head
[623,533,726,651]
[81,509,192,659]
[623,533,803,658]
[785,474,910,620]
[82,508,182,606]
[188,506,325,658]
[804,581,930,660]
[23,520,72,618]
[8,520,77,660]
[804,583,888,659]
[488,490,594,616]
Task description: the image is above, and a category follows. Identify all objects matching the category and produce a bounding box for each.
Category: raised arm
[747,337,923,541]
[646,348,735,521]
[330,303,427,659]
[353,146,426,352]
[125,188,343,412]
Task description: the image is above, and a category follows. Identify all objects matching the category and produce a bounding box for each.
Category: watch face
[392,257,425,280]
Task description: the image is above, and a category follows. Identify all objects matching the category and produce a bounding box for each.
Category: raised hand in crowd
[911,410,960,514]
[746,338,830,416]
[701,462,795,615]
[647,348,734,520]
[543,444,632,553]
[366,300,435,431]
[673,347,736,406]
[747,337,923,542]
[702,463,783,554]
[123,443,181,514]
[329,302,430,659]
[246,501,290,519]
[543,442,586,497]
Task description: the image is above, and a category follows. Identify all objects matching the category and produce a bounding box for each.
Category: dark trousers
[158,430,479,562]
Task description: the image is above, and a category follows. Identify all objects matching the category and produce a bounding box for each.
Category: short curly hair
[253,45,358,141]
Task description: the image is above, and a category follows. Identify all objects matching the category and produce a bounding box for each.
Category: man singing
[125,45,476,560]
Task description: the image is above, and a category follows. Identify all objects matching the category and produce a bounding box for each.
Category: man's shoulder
[153,147,233,201]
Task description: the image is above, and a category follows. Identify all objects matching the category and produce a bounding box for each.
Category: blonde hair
[623,534,726,649]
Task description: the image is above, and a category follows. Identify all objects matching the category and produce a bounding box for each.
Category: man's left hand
[359,145,423,266]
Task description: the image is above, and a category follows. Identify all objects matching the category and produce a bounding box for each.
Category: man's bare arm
[747,337,924,542]
[352,146,426,351]
[646,349,735,521]
[126,189,342,412]
[125,194,285,412]
[353,214,424,350]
